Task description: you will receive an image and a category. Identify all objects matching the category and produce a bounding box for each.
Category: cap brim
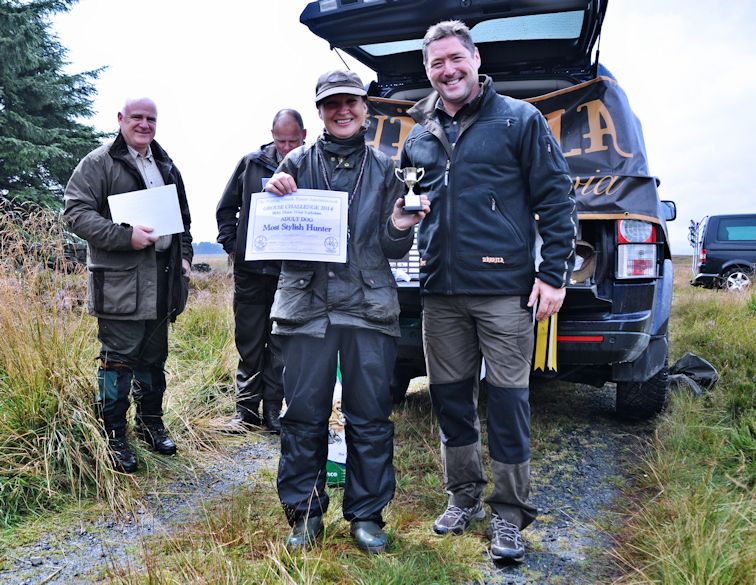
[315,86,367,103]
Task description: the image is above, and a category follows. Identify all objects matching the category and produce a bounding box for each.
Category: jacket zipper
[445,155,454,292]
[490,194,526,243]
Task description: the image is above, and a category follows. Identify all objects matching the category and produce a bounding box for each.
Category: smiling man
[400,21,577,563]
[64,97,193,474]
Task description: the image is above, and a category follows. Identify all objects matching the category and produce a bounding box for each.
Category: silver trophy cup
[394,166,425,213]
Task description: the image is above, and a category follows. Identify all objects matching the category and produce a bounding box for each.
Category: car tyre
[615,363,669,421]
[721,266,753,292]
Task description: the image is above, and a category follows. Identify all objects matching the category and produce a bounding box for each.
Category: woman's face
[318,94,368,139]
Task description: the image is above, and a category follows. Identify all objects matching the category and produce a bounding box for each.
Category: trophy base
[402,194,423,214]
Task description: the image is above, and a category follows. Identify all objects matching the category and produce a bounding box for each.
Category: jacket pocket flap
[90,266,138,315]
[280,270,315,289]
[361,269,395,289]
[89,263,138,272]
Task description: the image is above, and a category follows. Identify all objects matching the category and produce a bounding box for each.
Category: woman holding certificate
[265,69,429,554]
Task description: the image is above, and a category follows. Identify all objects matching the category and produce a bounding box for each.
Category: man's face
[272,118,306,158]
[118,99,157,155]
[425,36,481,115]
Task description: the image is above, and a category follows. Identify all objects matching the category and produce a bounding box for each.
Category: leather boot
[134,367,176,455]
[235,403,261,427]
[286,516,324,550]
[108,433,138,473]
[135,422,177,455]
[262,401,282,434]
[351,520,389,554]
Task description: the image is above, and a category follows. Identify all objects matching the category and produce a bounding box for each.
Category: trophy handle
[395,167,403,182]
[416,168,425,182]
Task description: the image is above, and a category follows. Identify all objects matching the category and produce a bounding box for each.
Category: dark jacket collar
[109,132,172,166]
[259,141,280,164]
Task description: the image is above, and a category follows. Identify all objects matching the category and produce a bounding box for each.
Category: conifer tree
[0,0,104,208]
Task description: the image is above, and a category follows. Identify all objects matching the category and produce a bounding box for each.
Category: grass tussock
[0,203,238,529]
[0,202,131,527]
[612,261,755,585]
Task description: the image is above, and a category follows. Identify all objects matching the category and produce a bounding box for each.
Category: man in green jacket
[64,97,193,473]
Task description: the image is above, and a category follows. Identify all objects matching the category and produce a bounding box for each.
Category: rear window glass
[359,10,585,57]
[717,218,756,241]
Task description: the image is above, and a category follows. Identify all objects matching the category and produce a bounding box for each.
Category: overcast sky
[52,0,756,255]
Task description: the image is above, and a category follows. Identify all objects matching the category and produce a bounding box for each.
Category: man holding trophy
[400,21,577,563]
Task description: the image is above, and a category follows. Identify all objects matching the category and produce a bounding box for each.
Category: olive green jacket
[64,133,193,321]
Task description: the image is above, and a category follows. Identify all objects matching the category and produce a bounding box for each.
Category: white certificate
[107,184,184,236]
[245,189,348,263]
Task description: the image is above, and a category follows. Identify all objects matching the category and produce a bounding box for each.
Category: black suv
[689,214,756,291]
[301,0,676,419]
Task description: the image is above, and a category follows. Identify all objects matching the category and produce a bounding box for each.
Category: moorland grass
[0,204,129,528]
[0,205,238,530]
[612,263,755,584]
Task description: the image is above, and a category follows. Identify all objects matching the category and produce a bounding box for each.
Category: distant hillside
[193,241,225,255]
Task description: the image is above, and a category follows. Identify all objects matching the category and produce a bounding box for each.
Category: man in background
[65,97,193,473]
[216,109,306,433]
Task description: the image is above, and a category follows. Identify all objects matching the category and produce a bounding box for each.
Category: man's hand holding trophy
[395,167,425,213]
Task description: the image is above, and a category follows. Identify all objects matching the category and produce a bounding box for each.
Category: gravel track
[0,435,280,585]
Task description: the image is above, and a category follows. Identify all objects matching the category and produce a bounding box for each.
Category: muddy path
[0,380,651,584]
[477,380,652,584]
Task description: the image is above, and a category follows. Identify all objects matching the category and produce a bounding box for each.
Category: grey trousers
[423,294,537,528]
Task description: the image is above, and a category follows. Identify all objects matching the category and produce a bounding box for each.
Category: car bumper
[397,286,655,367]
[690,272,717,287]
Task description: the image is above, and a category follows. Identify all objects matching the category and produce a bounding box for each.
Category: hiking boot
[135,424,177,455]
[432,501,485,535]
[262,401,282,434]
[351,520,388,554]
[108,435,138,473]
[488,513,525,563]
[286,516,324,550]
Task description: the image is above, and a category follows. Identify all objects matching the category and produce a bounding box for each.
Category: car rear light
[699,248,707,264]
[617,219,655,243]
[617,244,657,278]
[616,220,659,279]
